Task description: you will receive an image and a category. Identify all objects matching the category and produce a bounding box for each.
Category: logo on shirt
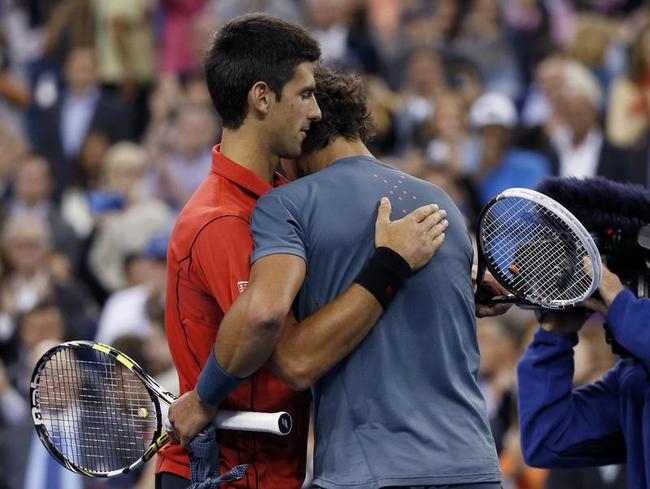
[236,281,248,294]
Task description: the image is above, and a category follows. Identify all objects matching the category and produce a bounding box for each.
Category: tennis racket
[30,340,292,478]
[475,188,602,309]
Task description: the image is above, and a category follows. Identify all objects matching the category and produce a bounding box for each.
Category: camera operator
[517,264,650,488]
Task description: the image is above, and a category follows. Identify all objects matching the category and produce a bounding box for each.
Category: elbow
[521,445,545,468]
[270,350,314,391]
[243,294,288,338]
[519,432,556,468]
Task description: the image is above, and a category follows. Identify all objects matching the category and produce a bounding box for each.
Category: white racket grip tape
[161,403,291,436]
[215,410,292,435]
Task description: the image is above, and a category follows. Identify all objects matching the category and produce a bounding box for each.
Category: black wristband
[355,247,413,309]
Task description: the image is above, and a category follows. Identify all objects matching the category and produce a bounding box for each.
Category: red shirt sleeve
[192,215,253,313]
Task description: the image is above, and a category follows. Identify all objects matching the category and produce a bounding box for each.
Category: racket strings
[36,348,158,474]
[481,198,595,306]
[485,205,590,300]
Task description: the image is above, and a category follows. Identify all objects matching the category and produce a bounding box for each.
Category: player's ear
[250,81,272,115]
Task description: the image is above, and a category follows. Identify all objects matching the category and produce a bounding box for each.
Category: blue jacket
[517,290,650,488]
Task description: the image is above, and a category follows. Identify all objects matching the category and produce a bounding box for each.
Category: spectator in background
[0,26,30,131]
[0,216,97,359]
[565,13,620,92]
[39,0,95,70]
[468,91,550,205]
[503,0,553,95]
[3,154,80,270]
[607,23,650,149]
[446,56,484,108]
[395,46,448,151]
[451,0,524,102]
[182,71,212,107]
[158,0,207,77]
[95,232,169,347]
[422,89,480,175]
[304,0,353,67]
[32,46,133,199]
[87,141,173,295]
[59,130,112,246]
[93,0,156,138]
[10,302,67,395]
[0,120,28,204]
[303,0,381,74]
[549,60,640,184]
[361,73,403,156]
[520,48,568,136]
[145,103,220,209]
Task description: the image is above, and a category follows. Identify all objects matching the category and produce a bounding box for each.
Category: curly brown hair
[301,65,376,154]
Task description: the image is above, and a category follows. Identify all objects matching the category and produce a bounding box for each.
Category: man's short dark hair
[204,13,321,129]
[302,65,376,154]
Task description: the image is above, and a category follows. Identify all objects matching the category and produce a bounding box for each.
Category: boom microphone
[537,176,650,300]
[535,176,650,233]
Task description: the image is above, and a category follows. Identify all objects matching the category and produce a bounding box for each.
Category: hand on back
[374,197,448,271]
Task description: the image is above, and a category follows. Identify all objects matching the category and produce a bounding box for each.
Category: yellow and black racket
[30,340,292,477]
[476,188,602,309]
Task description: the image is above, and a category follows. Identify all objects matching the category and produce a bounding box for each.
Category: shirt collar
[210,145,287,197]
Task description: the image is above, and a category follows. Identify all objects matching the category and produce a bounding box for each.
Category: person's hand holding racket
[167,389,218,449]
[580,264,625,317]
[473,265,513,317]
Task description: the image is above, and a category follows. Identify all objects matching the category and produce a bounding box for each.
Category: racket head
[30,340,167,477]
[477,188,602,309]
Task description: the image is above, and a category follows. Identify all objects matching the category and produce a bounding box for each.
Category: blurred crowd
[0,0,648,488]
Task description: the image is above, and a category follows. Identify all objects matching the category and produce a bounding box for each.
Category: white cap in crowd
[469,92,518,129]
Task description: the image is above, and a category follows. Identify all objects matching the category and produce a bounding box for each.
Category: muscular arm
[216,252,382,390]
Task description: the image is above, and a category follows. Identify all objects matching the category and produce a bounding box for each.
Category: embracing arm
[216,253,381,389]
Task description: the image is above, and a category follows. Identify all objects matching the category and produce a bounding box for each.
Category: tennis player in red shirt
[158,13,445,489]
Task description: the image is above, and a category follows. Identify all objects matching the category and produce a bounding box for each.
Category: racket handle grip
[215,410,292,436]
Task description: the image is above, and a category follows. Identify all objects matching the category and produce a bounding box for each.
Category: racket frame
[31,340,292,477]
[476,187,602,309]
[30,340,173,477]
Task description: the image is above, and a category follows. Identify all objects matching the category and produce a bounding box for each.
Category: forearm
[212,255,306,381]
[214,289,286,378]
[272,284,382,390]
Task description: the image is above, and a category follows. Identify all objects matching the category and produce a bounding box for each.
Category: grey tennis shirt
[251,156,500,488]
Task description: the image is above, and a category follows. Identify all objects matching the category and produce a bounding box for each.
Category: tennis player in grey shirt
[249,66,501,488]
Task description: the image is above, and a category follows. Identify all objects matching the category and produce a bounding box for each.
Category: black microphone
[535,176,650,234]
